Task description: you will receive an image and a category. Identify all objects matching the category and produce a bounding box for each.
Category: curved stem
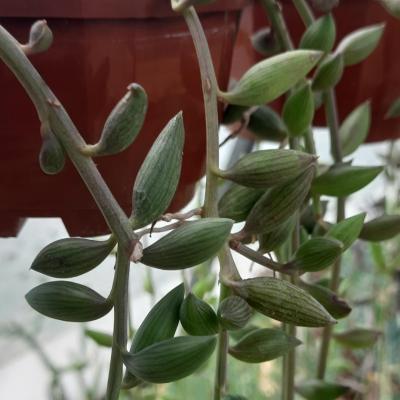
[0,25,135,252]
[181,7,239,399]
[292,0,314,26]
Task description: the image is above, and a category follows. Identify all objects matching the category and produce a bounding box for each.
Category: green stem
[260,0,294,50]
[0,25,135,252]
[106,247,131,400]
[292,0,315,26]
[181,7,240,399]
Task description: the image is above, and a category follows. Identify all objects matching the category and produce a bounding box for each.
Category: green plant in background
[1,0,400,399]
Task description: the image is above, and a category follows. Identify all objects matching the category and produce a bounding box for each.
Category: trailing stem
[181,6,240,399]
[0,24,138,399]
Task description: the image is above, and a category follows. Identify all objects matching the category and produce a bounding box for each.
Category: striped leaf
[336,24,385,66]
[180,293,219,336]
[131,112,184,229]
[25,281,112,322]
[226,277,336,327]
[218,184,264,223]
[299,14,336,53]
[123,283,184,388]
[326,213,366,251]
[219,50,322,106]
[31,237,115,278]
[217,296,252,331]
[141,218,233,270]
[299,281,351,319]
[312,165,383,197]
[296,380,350,400]
[229,328,301,363]
[218,149,316,189]
[290,237,343,272]
[244,166,315,235]
[123,336,217,383]
[359,215,400,241]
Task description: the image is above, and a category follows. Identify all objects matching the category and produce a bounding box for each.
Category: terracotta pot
[232,0,400,143]
[0,0,249,237]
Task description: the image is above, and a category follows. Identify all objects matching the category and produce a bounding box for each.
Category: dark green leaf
[299,14,336,53]
[229,328,301,363]
[296,380,350,400]
[141,218,233,270]
[359,215,400,241]
[217,296,252,331]
[123,336,217,383]
[334,328,382,349]
[26,281,112,322]
[31,238,114,278]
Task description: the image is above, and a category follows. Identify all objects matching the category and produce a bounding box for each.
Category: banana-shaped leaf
[226,277,336,327]
[218,184,264,223]
[229,328,301,363]
[218,149,316,189]
[339,101,371,157]
[217,296,252,331]
[296,380,350,400]
[299,14,336,53]
[141,218,233,269]
[359,215,400,241]
[123,283,184,388]
[26,281,112,322]
[123,336,216,383]
[31,237,115,278]
[336,24,385,66]
[325,213,366,251]
[219,50,322,106]
[290,237,343,272]
[131,112,184,229]
[334,328,381,349]
[85,329,113,347]
[180,293,219,336]
[247,106,287,142]
[312,165,383,197]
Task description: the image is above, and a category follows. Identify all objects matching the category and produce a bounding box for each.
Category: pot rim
[0,0,252,19]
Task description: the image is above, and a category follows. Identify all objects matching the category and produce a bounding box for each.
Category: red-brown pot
[232,0,400,143]
[0,0,249,237]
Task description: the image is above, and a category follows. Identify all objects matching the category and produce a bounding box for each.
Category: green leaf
[385,97,400,119]
[282,82,314,137]
[299,281,351,319]
[244,167,315,235]
[89,84,148,156]
[226,277,336,327]
[359,215,400,241]
[258,216,295,253]
[312,165,383,196]
[218,149,316,189]
[25,281,112,322]
[247,106,287,142]
[217,296,252,331]
[31,238,114,278]
[180,293,219,336]
[339,101,371,156]
[222,104,249,125]
[218,184,264,223]
[299,14,336,53]
[39,128,65,175]
[336,24,385,66]
[380,0,400,19]
[251,27,281,57]
[84,329,113,347]
[291,237,343,272]
[312,53,344,91]
[296,380,350,400]
[131,112,184,229]
[123,283,184,388]
[229,328,301,363]
[123,336,217,383]
[370,242,387,272]
[334,328,382,349]
[141,218,233,270]
[219,50,322,106]
[325,213,366,251]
